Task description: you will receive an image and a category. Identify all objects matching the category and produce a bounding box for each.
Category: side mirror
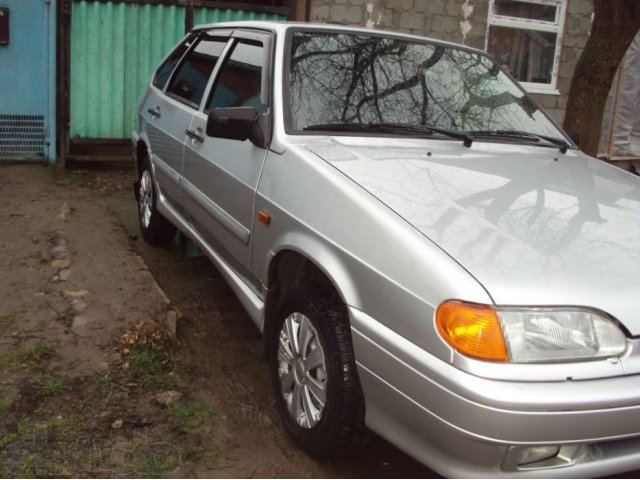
[206,107,269,149]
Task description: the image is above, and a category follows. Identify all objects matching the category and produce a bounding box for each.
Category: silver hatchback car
[133,21,640,477]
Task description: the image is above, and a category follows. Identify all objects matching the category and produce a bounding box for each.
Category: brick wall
[310,0,489,49]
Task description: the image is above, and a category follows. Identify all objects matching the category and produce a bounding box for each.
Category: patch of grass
[18,341,56,364]
[126,346,186,391]
[80,441,106,469]
[43,460,71,478]
[17,454,38,478]
[0,352,18,371]
[127,346,164,390]
[167,401,215,429]
[69,172,89,187]
[49,414,83,444]
[75,398,90,412]
[10,451,71,478]
[0,416,31,448]
[38,254,49,265]
[201,448,221,467]
[0,309,19,329]
[0,408,84,477]
[0,452,10,477]
[128,346,159,373]
[0,430,18,448]
[33,404,49,417]
[16,326,37,335]
[126,440,183,478]
[0,399,6,413]
[91,373,113,396]
[136,452,181,479]
[178,444,200,461]
[36,375,67,397]
[166,352,187,390]
[0,341,56,371]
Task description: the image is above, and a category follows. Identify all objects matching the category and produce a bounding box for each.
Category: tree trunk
[563,0,640,156]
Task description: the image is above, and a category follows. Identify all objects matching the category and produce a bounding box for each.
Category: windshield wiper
[303,122,474,148]
[373,122,474,148]
[467,129,570,154]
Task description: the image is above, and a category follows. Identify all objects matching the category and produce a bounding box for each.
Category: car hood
[306,137,640,334]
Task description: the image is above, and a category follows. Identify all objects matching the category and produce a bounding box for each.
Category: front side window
[288,31,564,140]
[153,34,197,90]
[166,36,228,107]
[486,0,566,94]
[206,40,267,113]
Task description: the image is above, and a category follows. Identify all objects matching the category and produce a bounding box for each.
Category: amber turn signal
[257,210,271,225]
[436,301,508,362]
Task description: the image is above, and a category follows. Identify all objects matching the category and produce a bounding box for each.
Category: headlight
[436,301,627,363]
[499,309,627,362]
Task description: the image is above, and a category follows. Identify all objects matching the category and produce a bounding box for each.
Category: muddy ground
[0,163,435,478]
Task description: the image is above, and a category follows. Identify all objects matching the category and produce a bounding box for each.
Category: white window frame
[485,0,567,95]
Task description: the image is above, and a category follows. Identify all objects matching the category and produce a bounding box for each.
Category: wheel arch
[134,136,160,203]
[135,138,150,177]
[262,239,361,357]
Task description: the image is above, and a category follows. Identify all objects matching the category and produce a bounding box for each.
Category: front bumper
[350,307,640,478]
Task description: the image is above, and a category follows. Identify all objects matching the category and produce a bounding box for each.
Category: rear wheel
[269,281,369,460]
[137,155,176,246]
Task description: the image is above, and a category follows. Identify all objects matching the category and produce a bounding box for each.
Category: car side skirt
[156,192,266,332]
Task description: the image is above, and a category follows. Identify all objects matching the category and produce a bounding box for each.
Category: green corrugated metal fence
[193,7,285,26]
[71,1,185,138]
[70,1,285,140]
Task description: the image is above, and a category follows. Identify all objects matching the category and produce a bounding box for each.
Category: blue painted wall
[0,0,56,162]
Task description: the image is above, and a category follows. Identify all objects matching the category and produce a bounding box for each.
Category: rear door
[142,32,229,215]
[183,30,272,273]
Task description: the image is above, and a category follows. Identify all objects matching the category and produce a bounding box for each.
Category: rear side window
[166,37,228,107]
[152,34,196,90]
[206,40,267,113]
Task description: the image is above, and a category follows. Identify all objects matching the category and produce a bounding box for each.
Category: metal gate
[67,0,287,151]
[0,0,56,162]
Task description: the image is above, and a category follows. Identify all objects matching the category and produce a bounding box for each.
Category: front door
[183,31,272,273]
[0,0,54,162]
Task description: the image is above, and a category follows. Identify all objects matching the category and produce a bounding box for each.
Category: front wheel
[269,281,369,460]
[137,156,176,246]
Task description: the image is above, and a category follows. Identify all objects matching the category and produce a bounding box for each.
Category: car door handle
[185,129,204,143]
[147,108,161,118]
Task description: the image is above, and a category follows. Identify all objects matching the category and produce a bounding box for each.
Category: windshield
[287,31,566,141]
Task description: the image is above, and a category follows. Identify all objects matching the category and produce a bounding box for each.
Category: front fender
[263,230,362,309]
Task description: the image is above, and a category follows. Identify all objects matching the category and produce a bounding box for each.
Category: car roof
[191,20,487,56]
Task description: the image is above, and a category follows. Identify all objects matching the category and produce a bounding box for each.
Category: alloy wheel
[139,170,153,228]
[277,312,327,429]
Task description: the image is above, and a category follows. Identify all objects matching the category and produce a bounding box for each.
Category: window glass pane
[167,37,227,106]
[494,0,557,22]
[153,34,196,90]
[288,32,563,138]
[207,42,267,113]
[488,26,556,84]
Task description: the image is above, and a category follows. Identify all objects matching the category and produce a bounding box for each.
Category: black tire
[269,281,370,460]
[136,155,176,246]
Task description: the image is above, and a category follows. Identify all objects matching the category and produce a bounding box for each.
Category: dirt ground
[0,163,436,478]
